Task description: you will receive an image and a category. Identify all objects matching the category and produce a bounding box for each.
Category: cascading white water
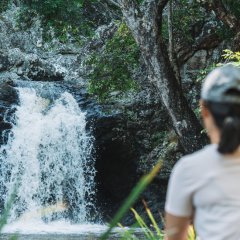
[0,87,96,225]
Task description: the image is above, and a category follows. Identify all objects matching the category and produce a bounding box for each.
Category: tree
[107,0,208,153]
[200,0,240,49]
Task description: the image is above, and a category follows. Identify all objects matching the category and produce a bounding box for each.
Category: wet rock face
[0,7,170,226]
[0,81,18,104]
[0,54,10,71]
[1,49,65,81]
[66,83,169,224]
[0,78,168,224]
[93,114,139,217]
[0,81,19,145]
[84,94,167,223]
[0,0,172,217]
[0,6,84,83]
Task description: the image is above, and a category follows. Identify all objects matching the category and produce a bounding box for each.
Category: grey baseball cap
[201,63,240,104]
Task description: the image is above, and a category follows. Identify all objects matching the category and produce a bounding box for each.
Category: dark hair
[204,101,240,154]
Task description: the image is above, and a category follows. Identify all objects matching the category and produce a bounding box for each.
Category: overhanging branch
[108,0,139,10]
[141,0,169,23]
[201,0,240,32]
[108,0,122,8]
[178,32,221,65]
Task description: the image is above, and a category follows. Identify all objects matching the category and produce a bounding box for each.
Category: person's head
[200,63,240,154]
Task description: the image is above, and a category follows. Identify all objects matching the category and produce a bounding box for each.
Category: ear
[200,100,210,118]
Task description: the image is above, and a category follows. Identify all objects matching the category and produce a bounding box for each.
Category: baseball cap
[201,63,240,104]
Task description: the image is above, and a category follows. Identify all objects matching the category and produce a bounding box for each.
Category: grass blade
[143,200,162,237]
[100,161,162,240]
[131,208,154,239]
[188,225,196,240]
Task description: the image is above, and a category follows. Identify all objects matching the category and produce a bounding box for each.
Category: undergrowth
[100,160,196,239]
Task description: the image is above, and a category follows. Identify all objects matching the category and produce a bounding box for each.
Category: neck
[209,130,220,145]
[210,131,240,157]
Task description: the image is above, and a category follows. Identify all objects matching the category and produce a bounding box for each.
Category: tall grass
[100,161,162,240]
[118,205,196,240]
[101,160,196,240]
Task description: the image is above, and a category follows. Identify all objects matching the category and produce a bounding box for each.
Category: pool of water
[0,221,145,240]
[0,233,124,240]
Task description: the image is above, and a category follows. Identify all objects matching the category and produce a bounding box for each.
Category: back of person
[175,144,240,239]
[164,64,240,240]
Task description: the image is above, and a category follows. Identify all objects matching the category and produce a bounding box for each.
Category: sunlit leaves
[87,22,140,101]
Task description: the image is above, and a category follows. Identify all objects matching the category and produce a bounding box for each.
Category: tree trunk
[140,34,207,153]
[167,0,181,85]
[201,0,240,50]
[111,0,208,153]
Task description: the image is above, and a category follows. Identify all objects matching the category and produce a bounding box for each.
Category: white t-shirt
[165,144,240,240]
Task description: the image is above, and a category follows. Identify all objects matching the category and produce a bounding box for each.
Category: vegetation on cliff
[1,0,239,158]
[16,0,108,41]
[87,22,140,101]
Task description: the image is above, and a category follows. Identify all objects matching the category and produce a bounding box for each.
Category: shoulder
[177,144,217,167]
[172,144,218,180]
[165,145,217,216]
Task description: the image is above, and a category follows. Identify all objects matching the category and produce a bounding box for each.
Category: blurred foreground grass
[101,160,196,240]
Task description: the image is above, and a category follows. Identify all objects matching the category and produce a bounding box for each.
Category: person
[164,63,240,240]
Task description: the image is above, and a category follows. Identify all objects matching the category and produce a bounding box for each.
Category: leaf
[131,208,154,239]
[100,161,162,240]
[142,200,162,238]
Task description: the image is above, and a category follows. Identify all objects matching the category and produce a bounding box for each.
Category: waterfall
[0,87,96,225]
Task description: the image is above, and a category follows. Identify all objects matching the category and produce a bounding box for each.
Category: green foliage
[215,23,235,40]
[222,0,240,18]
[100,160,197,240]
[196,49,240,84]
[222,49,240,66]
[18,0,96,42]
[196,63,217,83]
[194,49,240,129]
[161,0,236,44]
[119,206,196,240]
[87,23,140,101]
[0,0,10,13]
[161,0,207,44]
[151,131,168,148]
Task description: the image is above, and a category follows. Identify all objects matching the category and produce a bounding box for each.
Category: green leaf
[100,161,162,240]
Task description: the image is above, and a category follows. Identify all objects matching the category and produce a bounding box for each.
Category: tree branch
[201,0,240,31]
[141,0,169,24]
[178,32,221,65]
[142,0,169,14]
[108,0,141,29]
[108,0,122,8]
[108,0,139,11]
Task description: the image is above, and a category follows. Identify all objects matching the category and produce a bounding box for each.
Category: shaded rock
[0,54,10,71]
[24,55,65,81]
[0,80,18,144]
[0,80,18,104]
